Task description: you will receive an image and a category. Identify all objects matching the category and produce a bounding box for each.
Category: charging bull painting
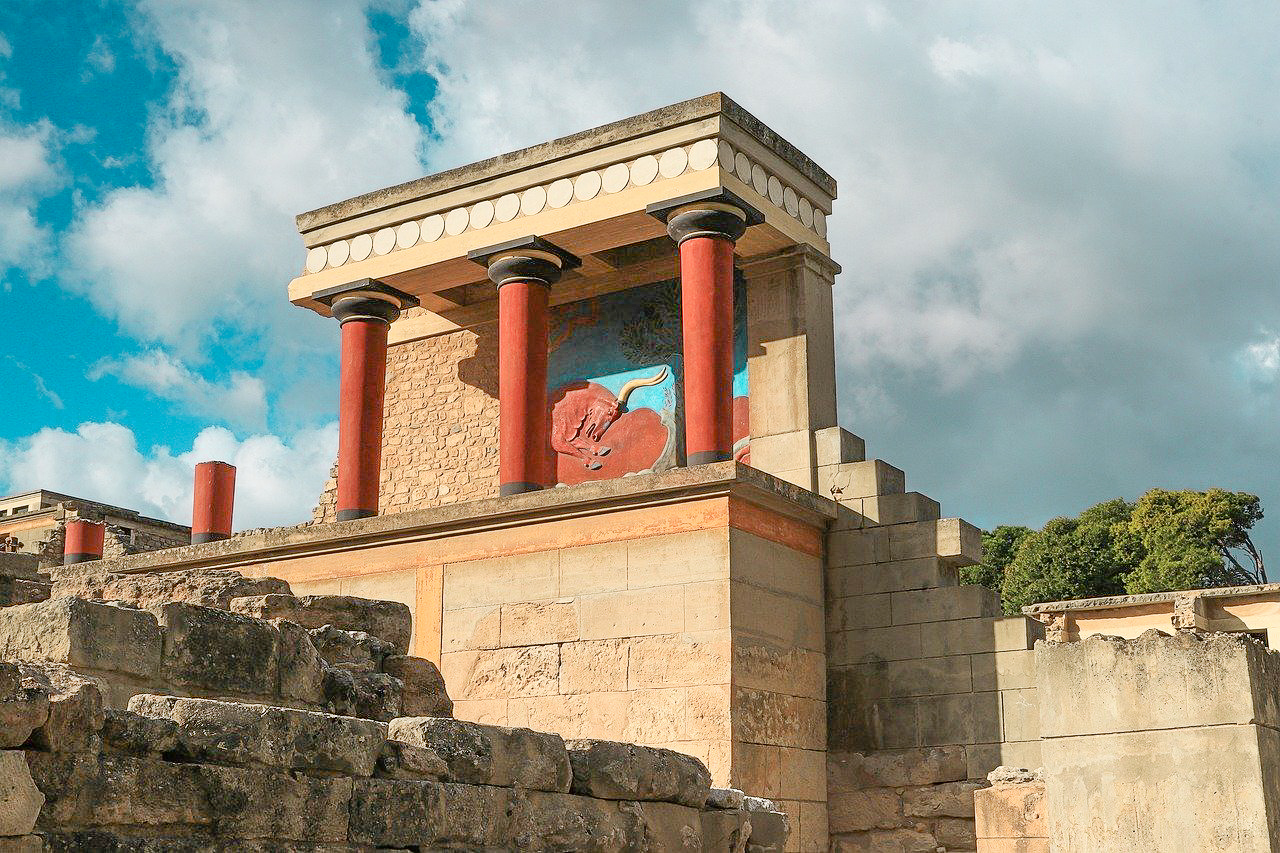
[548,277,749,486]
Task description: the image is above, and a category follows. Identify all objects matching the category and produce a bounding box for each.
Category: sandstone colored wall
[1036,631,1280,852]
[973,767,1047,852]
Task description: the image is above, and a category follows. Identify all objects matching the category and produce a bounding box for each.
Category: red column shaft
[192,460,236,543]
[679,234,736,464]
[336,318,390,520]
[63,520,105,564]
[498,279,550,494]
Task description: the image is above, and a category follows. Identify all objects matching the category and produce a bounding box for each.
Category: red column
[337,314,391,520]
[324,284,413,522]
[679,234,737,465]
[63,519,105,564]
[192,460,236,543]
[498,279,551,494]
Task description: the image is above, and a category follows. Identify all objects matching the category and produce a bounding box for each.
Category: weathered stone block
[348,777,512,848]
[307,624,392,671]
[27,752,352,842]
[500,599,579,647]
[100,709,180,757]
[441,644,560,700]
[743,804,790,852]
[321,668,403,721]
[974,770,1046,840]
[0,662,49,749]
[382,655,452,717]
[889,585,1000,626]
[629,633,731,689]
[229,593,411,655]
[271,618,326,707]
[129,694,386,776]
[152,602,277,697]
[828,746,968,790]
[566,738,711,807]
[51,568,290,610]
[826,787,901,833]
[733,687,825,750]
[18,662,104,752]
[901,780,984,818]
[376,738,448,780]
[701,807,752,852]
[0,750,43,836]
[388,716,571,792]
[707,786,746,810]
[0,598,161,678]
[559,638,628,695]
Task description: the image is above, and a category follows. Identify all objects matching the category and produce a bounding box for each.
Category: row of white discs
[305,139,827,274]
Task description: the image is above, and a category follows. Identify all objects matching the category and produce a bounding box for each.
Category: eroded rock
[388,716,571,792]
[566,738,711,807]
[230,594,411,655]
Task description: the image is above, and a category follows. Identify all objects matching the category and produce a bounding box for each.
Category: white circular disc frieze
[305,247,327,274]
[372,228,396,255]
[547,178,573,208]
[630,155,658,186]
[814,209,826,237]
[751,164,768,195]
[494,194,520,222]
[327,239,350,267]
[574,171,601,201]
[734,151,752,181]
[688,139,718,171]
[420,214,445,242]
[349,232,373,261]
[470,199,495,230]
[782,186,799,216]
[658,146,688,179]
[444,208,470,236]
[767,175,783,206]
[395,220,420,249]
[716,140,735,167]
[602,162,630,193]
[520,185,547,216]
[798,197,813,228]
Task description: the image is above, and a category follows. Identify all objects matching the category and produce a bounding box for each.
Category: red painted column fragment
[498,279,551,495]
[323,282,415,522]
[469,238,580,497]
[191,460,236,543]
[679,234,737,465]
[63,519,105,564]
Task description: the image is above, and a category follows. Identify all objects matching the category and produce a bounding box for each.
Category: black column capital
[647,188,764,245]
[469,236,582,288]
[314,279,419,325]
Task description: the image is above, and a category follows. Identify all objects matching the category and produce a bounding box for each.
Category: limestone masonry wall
[314,326,501,523]
[0,564,789,850]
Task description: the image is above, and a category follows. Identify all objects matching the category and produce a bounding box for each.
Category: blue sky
[2,2,1280,566]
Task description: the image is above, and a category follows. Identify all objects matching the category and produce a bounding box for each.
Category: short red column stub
[192,460,236,543]
[63,519,105,564]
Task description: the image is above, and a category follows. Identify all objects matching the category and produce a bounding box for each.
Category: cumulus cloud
[409,1,1280,548]
[0,118,64,283]
[63,0,429,348]
[0,421,337,529]
[87,349,268,431]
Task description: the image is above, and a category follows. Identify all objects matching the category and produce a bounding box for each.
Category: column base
[63,553,101,564]
[688,451,733,466]
[191,532,230,545]
[336,508,378,522]
[500,482,544,497]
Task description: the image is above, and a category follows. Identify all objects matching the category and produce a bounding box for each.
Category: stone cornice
[63,463,836,578]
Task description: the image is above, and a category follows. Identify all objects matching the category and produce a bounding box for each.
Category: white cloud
[63,0,428,348]
[87,349,268,431]
[82,35,116,80]
[1240,332,1280,383]
[0,118,64,282]
[0,421,337,530]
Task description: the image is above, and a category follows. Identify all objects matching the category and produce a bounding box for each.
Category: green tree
[999,499,1135,615]
[1117,488,1265,594]
[960,525,1033,592]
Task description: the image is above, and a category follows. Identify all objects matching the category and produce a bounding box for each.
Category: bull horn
[617,366,669,406]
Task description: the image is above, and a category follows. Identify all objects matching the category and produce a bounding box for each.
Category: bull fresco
[548,276,749,486]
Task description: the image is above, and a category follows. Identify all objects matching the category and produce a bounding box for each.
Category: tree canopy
[960,489,1266,615]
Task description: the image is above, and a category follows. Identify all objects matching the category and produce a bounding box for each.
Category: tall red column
[319,280,416,521]
[470,238,581,496]
[655,197,756,465]
[63,519,104,564]
[192,460,236,543]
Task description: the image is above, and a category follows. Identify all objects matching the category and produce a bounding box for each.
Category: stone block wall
[1036,630,1280,852]
[819,439,1047,852]
[973,767,1047,852]
[314,326,501,523]
[0,567,791,850]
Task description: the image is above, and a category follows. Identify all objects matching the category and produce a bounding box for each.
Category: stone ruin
[0,555,788,850]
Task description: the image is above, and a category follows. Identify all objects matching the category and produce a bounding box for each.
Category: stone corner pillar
[63,519,105,564]
[191,460,236,543]
[316,278,420,521]
[468,236,581,496]
[649,189,762,466]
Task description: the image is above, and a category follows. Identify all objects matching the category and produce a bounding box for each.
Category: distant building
[0,489,189,565]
